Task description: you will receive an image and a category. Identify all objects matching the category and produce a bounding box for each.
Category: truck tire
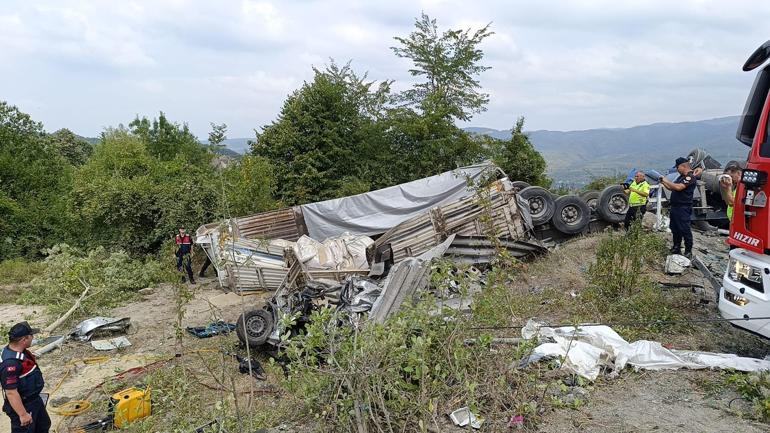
[236,309,274,347]
[579,190,600,214]
[552,195,591,234]
[519,186,556,225]
[510,181,530,193]
[597,185,629,223]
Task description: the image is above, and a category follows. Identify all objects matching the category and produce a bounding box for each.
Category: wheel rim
[609,193,629,214]
[561,204,582,225]
[586,198,598,211]
[246,315,268,337]
[529,196,546,217]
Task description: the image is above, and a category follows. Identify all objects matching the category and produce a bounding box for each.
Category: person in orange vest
[175,227,195,284]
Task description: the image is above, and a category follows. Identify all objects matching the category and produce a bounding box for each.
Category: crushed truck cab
[720,40,770,338]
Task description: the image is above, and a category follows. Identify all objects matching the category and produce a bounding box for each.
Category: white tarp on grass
[300,162,499,240]
[522,320,770,380]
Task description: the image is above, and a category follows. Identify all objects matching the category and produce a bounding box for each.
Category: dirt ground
[0,277,273,433]
[539,370,769,433]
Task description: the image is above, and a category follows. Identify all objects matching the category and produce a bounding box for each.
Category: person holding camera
[719,161,745,222]
[659,158,700,258]
[623,171,650,229]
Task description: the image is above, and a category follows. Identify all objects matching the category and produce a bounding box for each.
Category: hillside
[469,116,748,185]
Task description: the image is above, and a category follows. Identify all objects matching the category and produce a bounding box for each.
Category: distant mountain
[216,138,252,154]
[467,116,748,186]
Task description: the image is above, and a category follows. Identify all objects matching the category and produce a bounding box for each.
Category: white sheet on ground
[522,320,770,380]
[300,162,498,240]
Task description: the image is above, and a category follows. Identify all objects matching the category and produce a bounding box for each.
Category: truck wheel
[510,181,530,193]
[597,185,629,223]
[519,186,556,225]
[552,195,591,234]
[579,190,600,214]
[236,309,274,347]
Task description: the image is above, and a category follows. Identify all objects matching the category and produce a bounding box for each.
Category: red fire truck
[719,40,770,338]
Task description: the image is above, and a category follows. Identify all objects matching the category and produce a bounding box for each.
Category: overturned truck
[196,161,628,347]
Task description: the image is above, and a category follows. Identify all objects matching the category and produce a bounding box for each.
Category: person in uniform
[1,322,50,433]
[175,227,195,284]
[659,157,698,258]
[623,170,650,229]
[719,161,745,222]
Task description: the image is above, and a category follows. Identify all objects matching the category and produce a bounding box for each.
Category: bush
[18,244,171,318]
[282,287,552,431]
[583,175,625,192]
[727,371,770,421]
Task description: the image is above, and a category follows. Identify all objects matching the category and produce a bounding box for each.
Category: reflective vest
[629,180,650,205]
[727,189,736,221]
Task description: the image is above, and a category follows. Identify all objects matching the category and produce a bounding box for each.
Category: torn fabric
[522,320,770,380]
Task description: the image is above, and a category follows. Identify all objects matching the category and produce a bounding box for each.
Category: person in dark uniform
[659,157,699,258]
[175,227,195,284]
[1,322,50,433]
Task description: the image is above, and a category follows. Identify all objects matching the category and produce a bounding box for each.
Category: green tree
[490,117,551,187]
[208,122,228,150]
[220,155,275,216]
[0,102,74,259]
[378,14,490,182]
[392,13,493,121]
[47,128,93,165]
[252,61,390,204]
[382,108,483,183]
[71,128,221,254]
[129,112,207,163]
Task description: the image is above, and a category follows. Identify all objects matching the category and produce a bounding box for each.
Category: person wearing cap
[719,161,745,222]
[175,227,195,284]
[623,170,650,229]
[659,157,699,258]
[1,322,50,433]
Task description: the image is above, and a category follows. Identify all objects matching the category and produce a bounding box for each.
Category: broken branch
[43,278,91,334]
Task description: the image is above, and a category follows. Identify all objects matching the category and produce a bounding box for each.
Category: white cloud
[0,0,768,136]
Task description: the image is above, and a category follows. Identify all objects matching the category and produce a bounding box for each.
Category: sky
[1,0,769,139]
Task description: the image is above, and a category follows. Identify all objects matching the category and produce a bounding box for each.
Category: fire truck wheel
[519,186,556,226]
[597,185,629,223]
[236,308,274,347]
[551,195,591,235]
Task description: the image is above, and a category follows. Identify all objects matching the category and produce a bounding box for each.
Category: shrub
[727,371,770,421]
[18,244,171,318]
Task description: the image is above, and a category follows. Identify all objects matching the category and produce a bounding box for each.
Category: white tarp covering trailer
[196,162,507,291]
[300,161,500,240]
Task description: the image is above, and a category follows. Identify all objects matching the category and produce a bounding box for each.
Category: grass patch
[578,223,689,340]
[0,258,45,284]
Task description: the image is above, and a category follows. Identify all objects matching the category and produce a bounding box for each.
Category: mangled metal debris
[71,317,131,341]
